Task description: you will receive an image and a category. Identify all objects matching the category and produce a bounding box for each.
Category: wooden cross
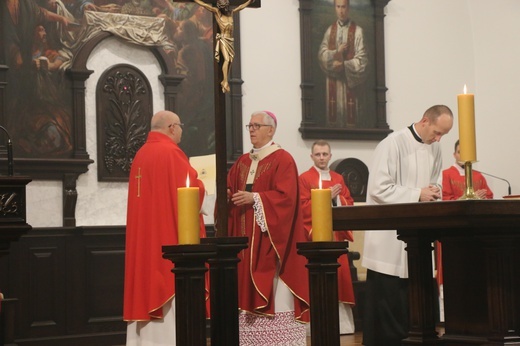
[181,0,260,237]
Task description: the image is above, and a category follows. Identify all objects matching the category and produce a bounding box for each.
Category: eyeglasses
[169,123,184,129]
[245,123,272,131]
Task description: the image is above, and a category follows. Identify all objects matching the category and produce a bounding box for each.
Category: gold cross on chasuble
[135,167,142,197]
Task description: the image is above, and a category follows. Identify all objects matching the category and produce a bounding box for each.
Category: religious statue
[194,0,254,93]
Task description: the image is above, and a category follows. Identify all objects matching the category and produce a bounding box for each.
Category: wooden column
[202,237,248,346]
[162,244,216,346]
[484,240,519,343]
[297,241,348,346]
[397,233,439,344]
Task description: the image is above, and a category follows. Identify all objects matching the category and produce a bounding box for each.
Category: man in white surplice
[361,105,454,346]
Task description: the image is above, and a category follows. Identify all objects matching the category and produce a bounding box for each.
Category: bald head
[151,110,183,144]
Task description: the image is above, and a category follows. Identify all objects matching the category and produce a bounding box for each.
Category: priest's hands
[231,190,254,206]
[475,189,488,199]
[420,185,441,202]
[330,184,342,199]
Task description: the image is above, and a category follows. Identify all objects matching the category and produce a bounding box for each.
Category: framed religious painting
[0,0,248,180]
[298,0,392,140]
[0,1,255,226]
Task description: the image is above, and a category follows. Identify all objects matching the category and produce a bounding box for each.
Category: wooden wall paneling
[0,227,126,346]
[72,227,126,335]
[11,230,69,339]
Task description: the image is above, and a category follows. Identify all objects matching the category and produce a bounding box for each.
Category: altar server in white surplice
[361,105,453,346]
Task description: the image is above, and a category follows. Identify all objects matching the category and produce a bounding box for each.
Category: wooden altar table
[333,200,520,345]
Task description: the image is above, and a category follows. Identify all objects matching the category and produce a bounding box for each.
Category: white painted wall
[26,0,520,227]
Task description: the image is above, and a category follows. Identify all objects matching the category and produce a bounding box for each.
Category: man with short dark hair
[362,105,454,346]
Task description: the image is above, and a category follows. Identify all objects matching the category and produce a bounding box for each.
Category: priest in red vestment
[227,110,310,345]
[299,139,356,334]
[442,140,493,201]
[124,110,206,345]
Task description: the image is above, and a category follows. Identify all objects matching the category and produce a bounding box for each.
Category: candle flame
[319,174,322,189]
[463,84,467,94]
[186,173,190,187]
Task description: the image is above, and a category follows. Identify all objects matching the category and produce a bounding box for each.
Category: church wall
[25,0,520,228]
[242,0,520,197]
[466,0,520,197]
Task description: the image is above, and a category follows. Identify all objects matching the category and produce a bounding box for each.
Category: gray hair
[250,111,277,129]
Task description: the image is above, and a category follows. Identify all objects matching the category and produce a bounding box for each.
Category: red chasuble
[124,132,206,321]
[442,165,493,200]
[227,147,310,322]
[299,167,355,305]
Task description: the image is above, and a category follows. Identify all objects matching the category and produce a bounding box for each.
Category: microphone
[0,125,14,176]
[479,171,511,196]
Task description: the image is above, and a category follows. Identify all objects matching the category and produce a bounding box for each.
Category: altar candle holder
[459,161,479,200]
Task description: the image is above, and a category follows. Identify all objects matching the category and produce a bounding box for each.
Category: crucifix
[169,3,260,346]
[179,0,259,238]
[194,0,256,93]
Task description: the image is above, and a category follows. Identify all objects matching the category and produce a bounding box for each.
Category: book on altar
[189,154,216,195]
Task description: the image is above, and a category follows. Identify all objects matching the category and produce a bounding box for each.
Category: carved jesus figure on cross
[194,0,254,93]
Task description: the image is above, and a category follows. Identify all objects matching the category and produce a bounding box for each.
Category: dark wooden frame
[298,0,392,140]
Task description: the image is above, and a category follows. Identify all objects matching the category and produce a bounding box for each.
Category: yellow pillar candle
[457,85,477,162]
[311,188,333,242]
[177,185,200,245]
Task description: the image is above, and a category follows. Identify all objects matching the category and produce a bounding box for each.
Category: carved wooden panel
[0,227,126,345]
[96,65,152,182]
[330,158,369,203]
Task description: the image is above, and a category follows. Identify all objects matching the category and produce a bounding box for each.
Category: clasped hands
[420,185,441,202]
[475,189,488,199]
[330,183,342,199]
